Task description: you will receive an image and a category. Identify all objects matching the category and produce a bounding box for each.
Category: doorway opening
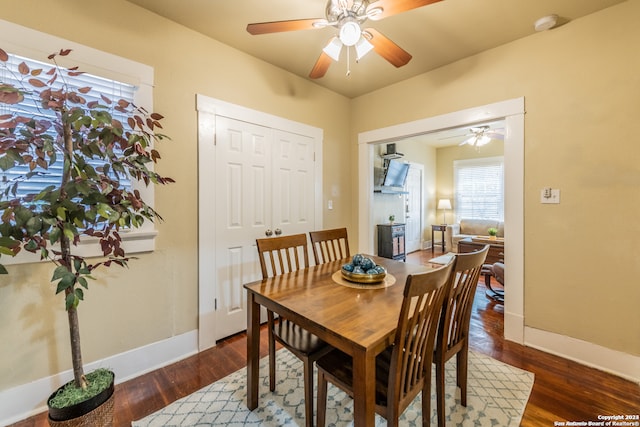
[357,98,525,344]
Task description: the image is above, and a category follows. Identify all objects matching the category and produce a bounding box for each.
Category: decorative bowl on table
[341,254,387,284]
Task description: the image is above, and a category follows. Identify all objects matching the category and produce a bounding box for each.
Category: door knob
[265,229,273,237]
[274,228,282,236]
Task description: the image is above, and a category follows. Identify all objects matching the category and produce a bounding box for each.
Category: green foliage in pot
[487,227,498,237]
[48,368,113,409]
[389,214,395,223]
[0,48,174,404]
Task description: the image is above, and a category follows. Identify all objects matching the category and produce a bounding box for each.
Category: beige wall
[352,1,640,356]
[0,0,353,390]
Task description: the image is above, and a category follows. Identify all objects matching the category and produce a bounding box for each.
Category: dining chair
[309,227,350,265]
[255,233,330,427]
[315,259,455,427]
[433,244,489,426]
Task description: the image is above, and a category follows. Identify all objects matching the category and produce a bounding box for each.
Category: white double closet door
[212,116,316,340]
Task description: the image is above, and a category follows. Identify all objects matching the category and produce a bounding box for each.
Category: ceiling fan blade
[247,18,327,35]
[439,133,469,140]
[486,131,505,140]
[309,51,333,79]
[363,28,412,67]
[366,0,442,21]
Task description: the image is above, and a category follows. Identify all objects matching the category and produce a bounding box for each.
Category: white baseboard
[504,311,524,344]
[0,330,199,426]
[524,326,640,384]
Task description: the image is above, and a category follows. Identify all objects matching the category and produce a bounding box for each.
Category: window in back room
[453,156,504,222]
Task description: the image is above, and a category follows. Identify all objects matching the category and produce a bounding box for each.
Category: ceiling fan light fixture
[355,36,374,60]
[459,126,498,147]
[476,135,492,146]
[460,136,475,146]
[322,37,343,61]
[339,20,362,46]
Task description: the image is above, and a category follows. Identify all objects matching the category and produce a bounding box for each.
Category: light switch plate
[540,188,560,204]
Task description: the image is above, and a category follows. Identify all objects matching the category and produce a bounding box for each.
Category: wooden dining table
[244,255,435,427]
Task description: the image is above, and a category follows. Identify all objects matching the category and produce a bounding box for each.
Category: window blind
[453,157,504,221]
[0,52,136,200]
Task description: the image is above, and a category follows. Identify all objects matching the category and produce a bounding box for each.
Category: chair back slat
[438,245,489,354]
[309,228,350,265]
[389,259,455,407]
[256,234,310,279]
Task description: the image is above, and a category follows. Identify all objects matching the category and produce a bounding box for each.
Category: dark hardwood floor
[11,248,640,426]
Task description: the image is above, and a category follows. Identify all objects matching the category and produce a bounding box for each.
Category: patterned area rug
[133,348,533,426]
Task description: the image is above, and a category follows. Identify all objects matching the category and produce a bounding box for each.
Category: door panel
[404,165,423,253]
[214,117,270,340]
[272,129,315,235]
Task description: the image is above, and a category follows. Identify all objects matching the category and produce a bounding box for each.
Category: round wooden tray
[332,271,396,290]
[340,269,386,284]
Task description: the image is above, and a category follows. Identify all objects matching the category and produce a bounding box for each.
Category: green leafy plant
[48,368,113,409]
[487,227,498,237]
[0,48,174,400]
[389,214,395,223]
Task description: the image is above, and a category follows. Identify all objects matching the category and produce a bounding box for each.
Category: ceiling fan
[438,125,505,147]
[458,126,505,147]
[246,0,442,79]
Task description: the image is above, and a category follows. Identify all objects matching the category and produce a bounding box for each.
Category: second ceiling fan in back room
[246,0,442,78]
[438,125,505,147]
[458,126,505,147]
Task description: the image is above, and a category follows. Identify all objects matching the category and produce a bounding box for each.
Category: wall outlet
[540,188,560,204]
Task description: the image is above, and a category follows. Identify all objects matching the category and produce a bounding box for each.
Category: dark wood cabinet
[377,224,406,261]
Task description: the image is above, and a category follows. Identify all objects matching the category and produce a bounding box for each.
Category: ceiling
[126,0,625,98]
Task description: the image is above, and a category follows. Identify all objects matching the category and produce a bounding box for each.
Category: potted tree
[0,48,173,425]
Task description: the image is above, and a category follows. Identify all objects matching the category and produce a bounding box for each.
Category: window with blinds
[453,157,504,221]
[0,52,135,200]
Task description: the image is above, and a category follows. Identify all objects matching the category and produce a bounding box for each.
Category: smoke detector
[534,14,558,32]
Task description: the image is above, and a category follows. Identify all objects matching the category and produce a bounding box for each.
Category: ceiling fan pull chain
[346,46,351,76]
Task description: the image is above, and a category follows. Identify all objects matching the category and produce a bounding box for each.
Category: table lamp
[437,199,452,224]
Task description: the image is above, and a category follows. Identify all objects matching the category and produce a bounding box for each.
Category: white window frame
[0,19,157,265]
[453,156,504,222]
[0,54,137,199]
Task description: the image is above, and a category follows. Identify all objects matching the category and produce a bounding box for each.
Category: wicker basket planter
[47,371,115,427]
